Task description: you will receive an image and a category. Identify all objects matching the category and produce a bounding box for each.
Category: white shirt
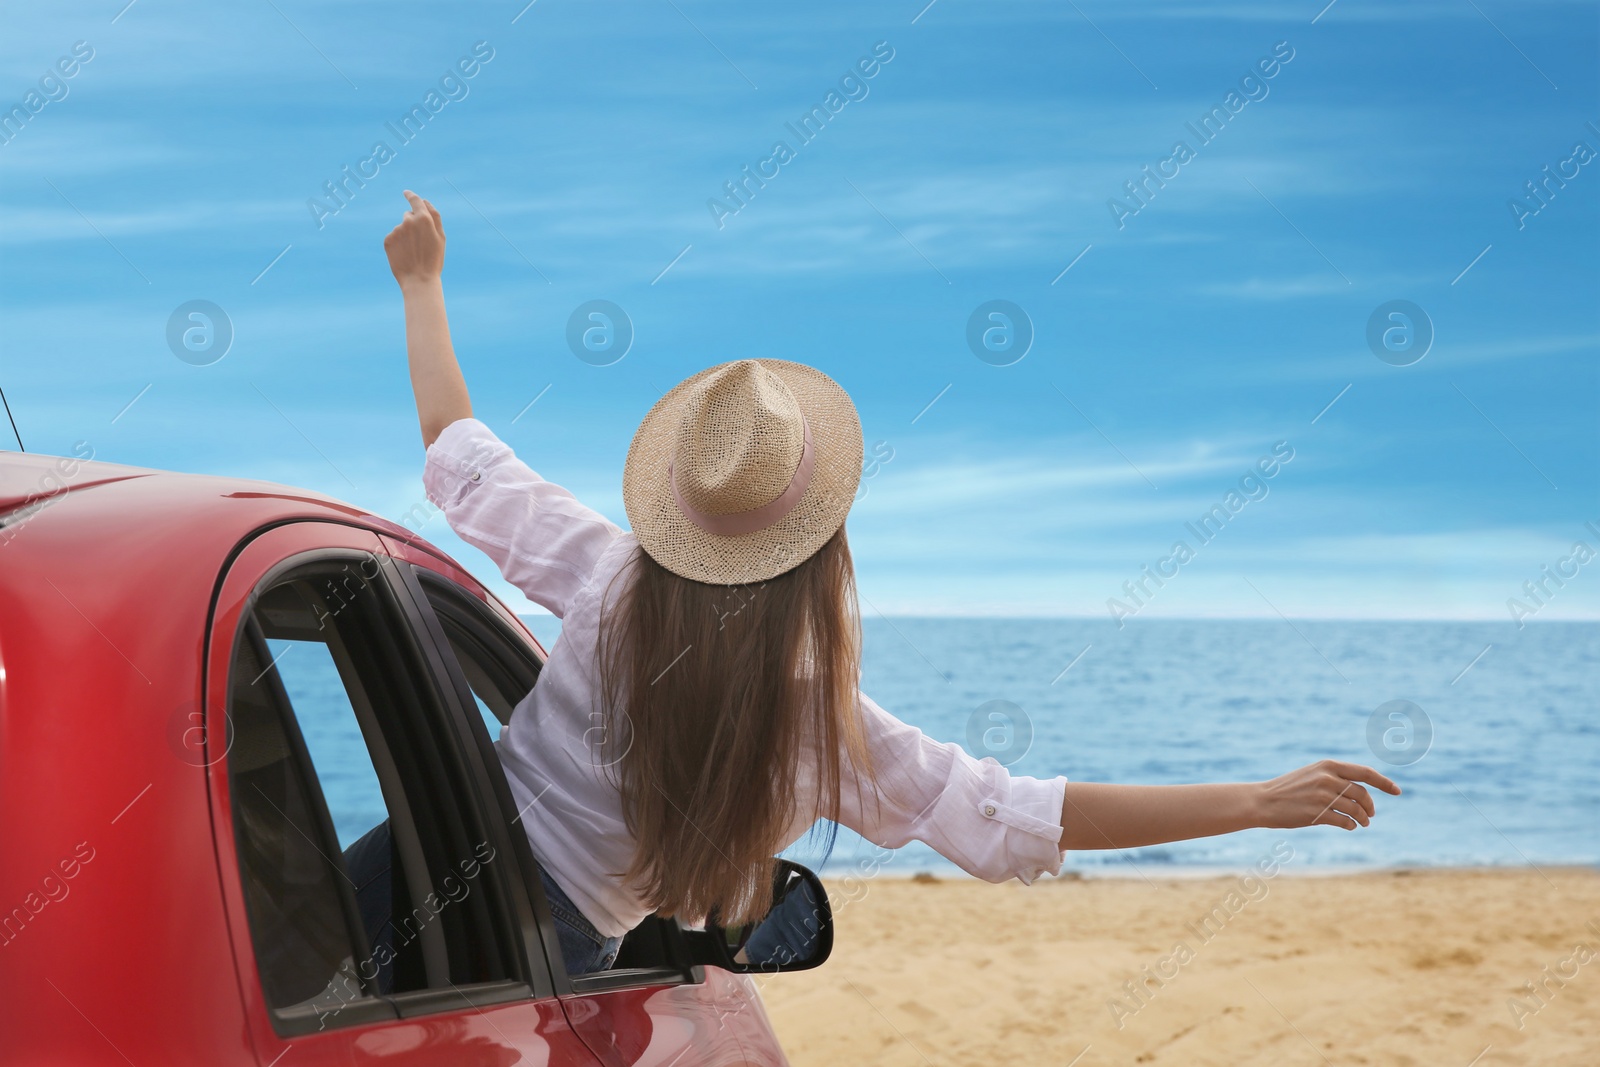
[424,418,1069,937]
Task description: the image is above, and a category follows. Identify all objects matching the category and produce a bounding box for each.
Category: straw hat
[623,359,863,585]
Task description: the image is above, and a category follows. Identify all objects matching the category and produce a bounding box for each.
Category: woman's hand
[384,189,445,290]
[1255,759,1401,830]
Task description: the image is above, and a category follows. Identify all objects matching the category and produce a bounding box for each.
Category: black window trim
[399,565,705,996]
[223,547,543,1037]
[364,550,552,1013]
[384,559,565,1001]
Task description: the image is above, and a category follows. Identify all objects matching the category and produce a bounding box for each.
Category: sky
[2,0,1596,621]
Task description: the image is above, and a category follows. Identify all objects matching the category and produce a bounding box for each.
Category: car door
[203,521,601,1066]
[379,533,791,1067]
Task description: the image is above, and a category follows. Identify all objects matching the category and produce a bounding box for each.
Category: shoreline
[811,861,1600,881]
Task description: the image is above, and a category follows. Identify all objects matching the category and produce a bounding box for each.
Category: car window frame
[207,530,556,1045]
[390,557,705,997]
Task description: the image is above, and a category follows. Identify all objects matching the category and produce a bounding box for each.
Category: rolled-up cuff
[919,755,1067,885]
[989,772,1068,885]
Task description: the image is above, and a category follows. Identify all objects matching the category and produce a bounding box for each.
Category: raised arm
[385,189,471,448]
[1057,760,1401,850]
[386,189,623,617]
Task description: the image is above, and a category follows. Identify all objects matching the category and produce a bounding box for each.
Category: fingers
[1315,806,1358,830]
[1344,781,1374,818]
[1328,794,1370,828]
[1330,760,1401,795]
[397,190,443,241]
[1312,771,1376,829]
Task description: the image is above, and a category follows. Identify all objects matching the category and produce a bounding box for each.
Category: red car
[0,449,831,1066]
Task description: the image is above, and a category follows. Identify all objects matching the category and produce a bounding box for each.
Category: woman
[382,190,1400,977]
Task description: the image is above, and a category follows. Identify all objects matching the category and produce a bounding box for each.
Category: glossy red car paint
[0,452,789,1066]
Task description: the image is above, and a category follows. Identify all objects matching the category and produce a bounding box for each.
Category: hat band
[668,418,815,537]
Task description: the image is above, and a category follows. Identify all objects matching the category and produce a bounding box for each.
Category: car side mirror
[684,860,833,974]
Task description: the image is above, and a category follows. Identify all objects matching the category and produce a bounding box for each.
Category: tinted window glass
[268,636,388,850]
[228,620,374,1019]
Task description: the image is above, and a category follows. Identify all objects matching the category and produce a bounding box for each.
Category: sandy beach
[756,867,1600,1066]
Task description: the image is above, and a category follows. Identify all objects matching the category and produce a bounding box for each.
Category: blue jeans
[342,820,621,983]
[539,865,624,976]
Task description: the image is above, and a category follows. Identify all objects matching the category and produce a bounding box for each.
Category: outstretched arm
[385,189,471,448]
[1058,760,1401,850]
[838,694,1407,887]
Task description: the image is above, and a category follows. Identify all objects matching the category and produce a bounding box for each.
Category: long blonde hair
[596,527,872,925]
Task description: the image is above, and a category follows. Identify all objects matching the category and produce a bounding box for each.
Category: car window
[451,643,513,741]
[416,573,538,722]
[225,559,523,1035]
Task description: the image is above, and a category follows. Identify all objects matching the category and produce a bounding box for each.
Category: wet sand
[756,867,1600,1066]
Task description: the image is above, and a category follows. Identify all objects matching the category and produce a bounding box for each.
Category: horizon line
[515,610,1600,624]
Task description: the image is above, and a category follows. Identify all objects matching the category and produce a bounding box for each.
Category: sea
[525,617,1600,880]
[290,618,1599,882]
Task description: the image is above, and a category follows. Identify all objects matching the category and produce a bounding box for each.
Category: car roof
[1,448,426,589]
[0,449,154,515]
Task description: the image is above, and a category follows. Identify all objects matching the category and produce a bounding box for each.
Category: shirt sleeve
[836,691,1068,885]
[422,417,624,619]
